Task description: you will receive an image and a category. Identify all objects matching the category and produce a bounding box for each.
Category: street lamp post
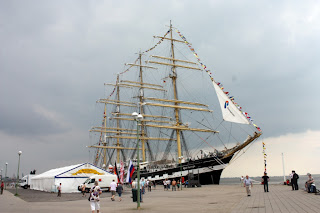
[179,156,183,191]
[15,151,22,196]
[132,112,143,210]
[5,162,8,190]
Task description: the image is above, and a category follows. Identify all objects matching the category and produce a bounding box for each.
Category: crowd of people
[86,170,319,213]
[3,170,316,213]
[85,177,193,212]
[162,178,187,191]
[287,170,318,193]
[240,170,318,197]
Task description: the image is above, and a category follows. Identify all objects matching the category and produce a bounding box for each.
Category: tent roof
[32,163,112,179]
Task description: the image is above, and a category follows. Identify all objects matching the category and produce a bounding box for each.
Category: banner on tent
[72,169,104,176]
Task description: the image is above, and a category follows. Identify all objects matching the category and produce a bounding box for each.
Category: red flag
[120,161,124,183]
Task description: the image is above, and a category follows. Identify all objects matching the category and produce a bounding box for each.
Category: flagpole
[282,153,286,184]
[132,112,142,210]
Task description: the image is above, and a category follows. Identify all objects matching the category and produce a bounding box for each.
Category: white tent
[31,163,113,193]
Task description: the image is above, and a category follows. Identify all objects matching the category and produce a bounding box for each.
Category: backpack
[310,185,316,193]
[88,186,95,201]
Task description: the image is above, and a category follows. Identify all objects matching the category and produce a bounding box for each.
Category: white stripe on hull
[144,164,228,181]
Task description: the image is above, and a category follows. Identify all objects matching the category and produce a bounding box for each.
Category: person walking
[185,180,188,188]
[57,183,62,197]
[261,172,269,192]
[110,179,117,201]
[291,170,299,190]
[171,179,177,191]
[240,176,244,186]
[243,175,253,196]
[140,178,146,194]
[163,179,167,191]
[89,181,102,213]
[1,181,4,195]
[177,180,180,191]
[166,179,171,190]
[116,182,123,201]
[147,179,152,192]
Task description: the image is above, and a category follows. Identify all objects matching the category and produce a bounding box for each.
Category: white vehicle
[20,174,35,189]
[78,174,117,193]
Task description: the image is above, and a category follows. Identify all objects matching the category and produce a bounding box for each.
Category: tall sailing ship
[88,22,262,185]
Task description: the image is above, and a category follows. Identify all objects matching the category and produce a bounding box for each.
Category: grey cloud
[0,0,319,175]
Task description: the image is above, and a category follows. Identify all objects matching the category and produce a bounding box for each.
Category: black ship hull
[138,155,233,185]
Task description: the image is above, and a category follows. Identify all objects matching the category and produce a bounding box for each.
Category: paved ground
[0,184,319,213]
[232,184,320,213]
[5,188,132,202]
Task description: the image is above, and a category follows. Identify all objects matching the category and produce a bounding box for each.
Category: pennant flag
[262,141,267,173]
[126,160,135,184]
[114,162,120,183]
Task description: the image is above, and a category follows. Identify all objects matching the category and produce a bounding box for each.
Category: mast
[93,103,108,168]
[103,103,107,167]
[169,21,182,163]
[116,74,121,163]
[138,52,146,162]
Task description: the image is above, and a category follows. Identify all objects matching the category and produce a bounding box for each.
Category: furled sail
[212,81,249,124]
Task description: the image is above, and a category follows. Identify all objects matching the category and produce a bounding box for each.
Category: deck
[232,184,320,213]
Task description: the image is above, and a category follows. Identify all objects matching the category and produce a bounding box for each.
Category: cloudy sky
[1,0,319,178]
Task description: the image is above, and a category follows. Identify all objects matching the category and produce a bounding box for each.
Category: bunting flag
[262,141,267,173]
[114,162,120,183]
[119,57,139,75]
[117,30,171,79]
[107,83,117,98]
[126,160,135,184]
[175,28,262,132]
[120,161,124,184]
[142,29,171,54]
